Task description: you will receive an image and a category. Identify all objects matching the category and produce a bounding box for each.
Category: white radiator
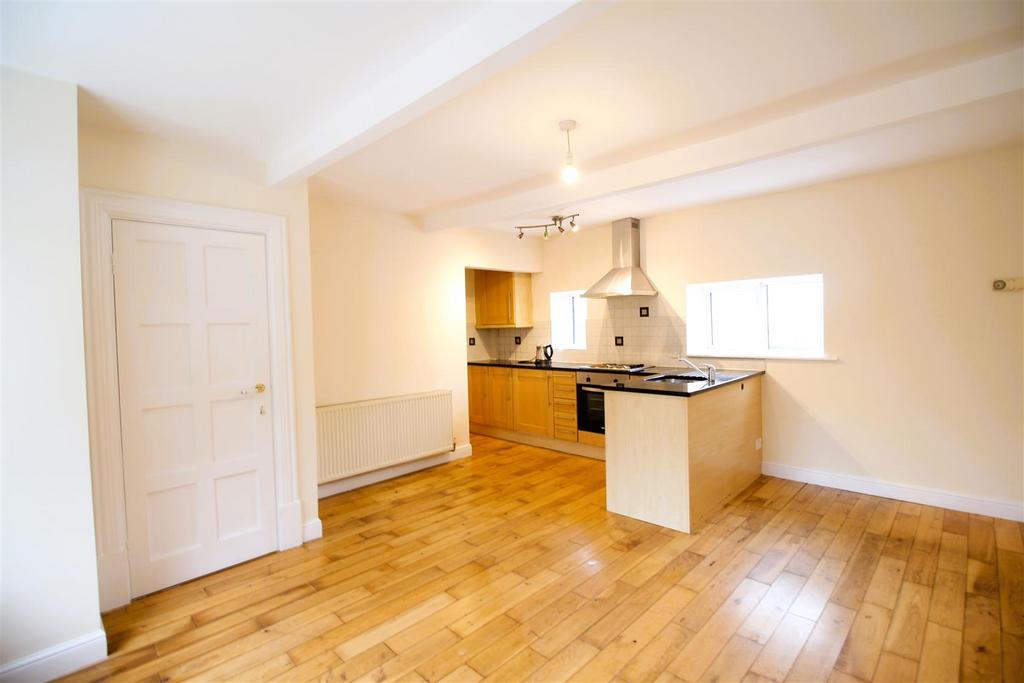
[316,390,454,484]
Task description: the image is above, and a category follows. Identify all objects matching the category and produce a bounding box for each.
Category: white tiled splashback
[467,297,687,366]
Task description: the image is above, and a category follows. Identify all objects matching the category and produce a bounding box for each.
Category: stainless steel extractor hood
[582,217,658,298]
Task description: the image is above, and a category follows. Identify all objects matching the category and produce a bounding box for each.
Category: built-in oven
[576,371,632,435]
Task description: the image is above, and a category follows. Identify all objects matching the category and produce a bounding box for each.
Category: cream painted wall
[1,69,104,673]
[77,126,321,528]
[309,186,541,451]
[535,146,1024,512]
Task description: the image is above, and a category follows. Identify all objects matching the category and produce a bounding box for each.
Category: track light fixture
[513,214,580,239]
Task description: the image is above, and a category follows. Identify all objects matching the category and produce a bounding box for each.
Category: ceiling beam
[266,0,602,186]
[419,47,1023,232]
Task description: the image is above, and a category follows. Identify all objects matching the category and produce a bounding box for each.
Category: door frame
[81,188,303,610]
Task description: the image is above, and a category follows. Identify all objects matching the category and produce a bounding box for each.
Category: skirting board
[0,629,107,682]
[318,444,472,499]
[303,517,323,542]
[470,425,605,461]
[276,499,304,551]
[763,461,1024,522]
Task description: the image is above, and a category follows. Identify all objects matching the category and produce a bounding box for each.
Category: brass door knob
[255,383,266,394]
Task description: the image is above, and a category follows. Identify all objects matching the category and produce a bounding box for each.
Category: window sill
[688,351,838,361]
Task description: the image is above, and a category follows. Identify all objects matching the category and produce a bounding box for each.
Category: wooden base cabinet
[512,369,553,437]
[486,367,513,429]
[470,366,578,446]
[468,366,488,425]
[467,366,513,428]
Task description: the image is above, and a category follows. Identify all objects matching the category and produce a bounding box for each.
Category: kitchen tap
[676,355,717,383]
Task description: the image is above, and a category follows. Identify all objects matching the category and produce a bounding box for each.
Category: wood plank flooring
[61,435,1024,682]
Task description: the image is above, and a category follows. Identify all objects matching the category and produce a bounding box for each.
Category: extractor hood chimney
[582,218,658,298]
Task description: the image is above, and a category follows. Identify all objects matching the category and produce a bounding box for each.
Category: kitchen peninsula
[468,359,764,533]
[597,370,764,533]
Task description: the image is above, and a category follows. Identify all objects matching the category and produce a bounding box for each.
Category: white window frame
[550,289,587,350]
[686,274,828,360]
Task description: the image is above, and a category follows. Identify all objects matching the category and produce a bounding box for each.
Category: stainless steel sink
[643,373,707,383]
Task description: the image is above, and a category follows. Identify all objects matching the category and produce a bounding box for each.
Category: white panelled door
[112,219,277,597]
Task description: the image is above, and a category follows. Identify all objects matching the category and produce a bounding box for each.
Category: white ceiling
[1,1,484,162]
[4,1,1022,231]
[318,1,1023,214]
[527,92,1024,232]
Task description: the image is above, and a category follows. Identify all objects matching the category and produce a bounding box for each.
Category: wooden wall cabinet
[474,270,532,328]
[467,366,513,428]
[512,369,553,437]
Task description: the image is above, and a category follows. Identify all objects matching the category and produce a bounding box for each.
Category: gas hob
[580,363,650,372]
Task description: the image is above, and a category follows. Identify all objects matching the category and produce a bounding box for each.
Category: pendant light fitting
[559,120,578,183]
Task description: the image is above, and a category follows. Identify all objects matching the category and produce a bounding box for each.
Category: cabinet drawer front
[554,416,577,431]
[553,404,576,420]
[552,371,576,385]
[553,386,577,401]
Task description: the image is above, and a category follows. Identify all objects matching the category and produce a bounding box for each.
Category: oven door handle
[580,386,606,393]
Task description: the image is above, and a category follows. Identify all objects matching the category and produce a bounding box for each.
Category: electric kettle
[534,344,554,362]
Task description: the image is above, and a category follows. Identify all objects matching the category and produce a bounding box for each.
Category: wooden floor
[63,435,1023,683]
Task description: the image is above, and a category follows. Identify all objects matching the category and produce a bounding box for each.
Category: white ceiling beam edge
[420,47,1023,232]
[266,0,602,186]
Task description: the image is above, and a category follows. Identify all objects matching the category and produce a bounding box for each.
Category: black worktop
[467,359,639,374]
[580,368,764,397]
[467,359,764,397]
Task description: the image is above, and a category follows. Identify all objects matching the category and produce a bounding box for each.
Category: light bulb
[543,226,549,240]
[571,220,579,233]
[561,162,579,184]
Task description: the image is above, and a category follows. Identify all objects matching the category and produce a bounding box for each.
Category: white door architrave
[81,188,303,610]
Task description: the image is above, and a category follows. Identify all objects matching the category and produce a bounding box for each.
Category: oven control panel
[575,371,632,386]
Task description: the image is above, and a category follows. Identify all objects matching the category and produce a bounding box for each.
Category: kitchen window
[686,274,825,359]
[550,290,587,350]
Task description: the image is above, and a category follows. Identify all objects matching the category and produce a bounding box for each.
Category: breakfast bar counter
[604,373,764,533]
